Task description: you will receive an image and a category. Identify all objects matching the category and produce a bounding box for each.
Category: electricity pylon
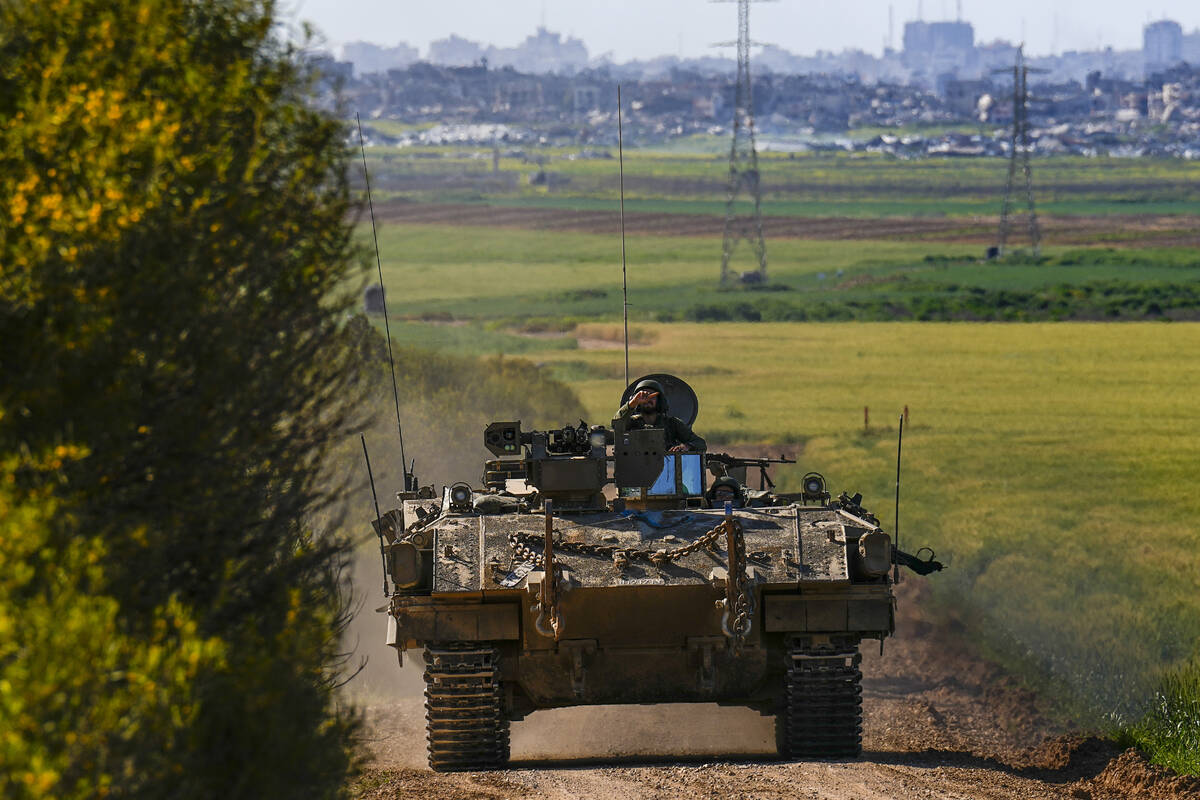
[713,0,776,284]
[993,45,1046,257]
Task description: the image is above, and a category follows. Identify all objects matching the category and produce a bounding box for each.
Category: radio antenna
[356,112,411,491]
[617,85,630,388]
[361,435,390,596]
[893,413,904,583]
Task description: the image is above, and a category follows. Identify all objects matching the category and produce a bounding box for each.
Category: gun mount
[482,411,707,511]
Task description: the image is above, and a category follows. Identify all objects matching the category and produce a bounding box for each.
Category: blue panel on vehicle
[648,456,675,495]
[681,454,702,495]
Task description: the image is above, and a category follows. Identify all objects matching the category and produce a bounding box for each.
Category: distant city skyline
[284,0,1200,62]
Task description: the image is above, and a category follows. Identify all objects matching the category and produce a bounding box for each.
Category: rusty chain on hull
[507,518,730,571]
[509,514,753,647]
[530,500,564,641]
[719,517,752,651]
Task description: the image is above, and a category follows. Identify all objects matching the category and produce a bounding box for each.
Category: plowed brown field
[374,201,1200,249]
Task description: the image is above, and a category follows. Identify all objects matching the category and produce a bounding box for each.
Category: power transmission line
[712,0,775,284]
[993,45,1045,257]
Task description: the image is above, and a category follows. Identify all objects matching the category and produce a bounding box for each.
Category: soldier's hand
[668,444,688,453]
[629,389,659,410]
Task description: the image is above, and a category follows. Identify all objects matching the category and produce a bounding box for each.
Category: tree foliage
[0,0,363,796]
[0,448,226,798]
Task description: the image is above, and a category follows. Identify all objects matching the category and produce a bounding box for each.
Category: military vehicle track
[422,643,510,771]
[778,643,863,759]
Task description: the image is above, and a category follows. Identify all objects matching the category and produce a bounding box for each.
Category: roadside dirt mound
[373,200,1200,249]
[861,578,1070,764]
[1076,749,1200,800]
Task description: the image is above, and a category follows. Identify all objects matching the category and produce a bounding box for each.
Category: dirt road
[350,581,1199,800]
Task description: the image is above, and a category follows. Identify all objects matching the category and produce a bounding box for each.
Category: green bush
[678,279,1200,323]
[0,447,226,798]
[0,0,364,796]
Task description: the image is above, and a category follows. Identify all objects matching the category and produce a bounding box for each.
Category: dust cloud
[332,324,595,765]
[340,545,426,769]
[511,704,775,761]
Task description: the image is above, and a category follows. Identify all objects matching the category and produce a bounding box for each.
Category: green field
[361,224,1200,332]
[386,315,1200,761]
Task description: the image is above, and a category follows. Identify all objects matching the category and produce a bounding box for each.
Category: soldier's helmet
[631,378,668,414]
[706,475,746,508]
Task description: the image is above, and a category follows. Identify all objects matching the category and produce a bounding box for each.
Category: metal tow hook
[533,499,563,640]
[718,502,752,649]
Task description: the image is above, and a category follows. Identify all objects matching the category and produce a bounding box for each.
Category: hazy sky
[283,1,1200,62]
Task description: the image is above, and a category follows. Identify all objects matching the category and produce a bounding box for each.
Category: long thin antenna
[361,435,390,596]
[617,85,630,388]
[357,113,410,490]
[893,414,904,583]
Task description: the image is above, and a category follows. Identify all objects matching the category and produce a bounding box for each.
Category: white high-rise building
[1144,19,1183,74]
[902,20,977,86]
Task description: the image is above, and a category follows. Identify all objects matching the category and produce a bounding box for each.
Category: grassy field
[360,224,1200,331]
[365,224,971,317]
[360,223,1200,713]
[368,312,1200,760]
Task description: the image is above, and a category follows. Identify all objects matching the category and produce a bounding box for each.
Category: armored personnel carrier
[370,375,941,771]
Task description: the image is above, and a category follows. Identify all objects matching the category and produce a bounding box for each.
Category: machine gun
[705,452,797,491]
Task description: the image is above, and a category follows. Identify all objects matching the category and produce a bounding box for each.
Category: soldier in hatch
[616,378,706,453]
[705,476,746,509]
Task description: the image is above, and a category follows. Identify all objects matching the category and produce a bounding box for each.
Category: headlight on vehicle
[857,530,892,578]
[801,472,827,500]
[449,483,472,512]
[389,541,424,589]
